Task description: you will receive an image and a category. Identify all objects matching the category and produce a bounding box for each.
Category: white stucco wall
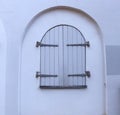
[0,20,7,115]
[20,6,105,115]
[0,0,120,115]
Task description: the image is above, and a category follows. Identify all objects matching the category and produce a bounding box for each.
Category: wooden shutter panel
[36,24,90,89]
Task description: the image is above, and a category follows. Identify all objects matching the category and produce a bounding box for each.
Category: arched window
[36,24,90,89]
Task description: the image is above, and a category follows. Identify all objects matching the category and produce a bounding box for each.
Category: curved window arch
[36,24,90,89]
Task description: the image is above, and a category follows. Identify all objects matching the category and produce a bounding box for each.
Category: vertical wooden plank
[76,30,79,86]
[58,26,64,86]
[44,33,50,86]
[77,33,83,86]
[81,37,86,86]
[63,26,68,86]
[54,26,59,86]
[72,28,78,86]
[40,38,45,86]
[49,29,55,86]
[67,26,73,86]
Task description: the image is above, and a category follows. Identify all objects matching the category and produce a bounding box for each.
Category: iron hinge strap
[36,72,57,78]
[67,41,90,47]
[68,71,91,78]
[36,41,58,47]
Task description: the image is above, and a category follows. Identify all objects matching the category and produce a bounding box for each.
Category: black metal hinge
[36,72,57,78]
[36,41,58,47]
[40,85,87,89]
[67,41,90,47]
[68,71,91,78]
[68,74,87,77]
[85,71,91,78]
[36,71,40,78]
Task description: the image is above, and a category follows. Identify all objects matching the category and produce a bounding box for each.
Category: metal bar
[36,41,58,47]
[40,74,58,77]
[67,44,84,46]
[40,85,87,89]
[68,74,86,77]
[36,72,57,78]
[40,44,58,47]
[68,71,91,77]
[67,41,90,47]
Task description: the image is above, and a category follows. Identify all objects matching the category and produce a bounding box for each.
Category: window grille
[36,24,90,89]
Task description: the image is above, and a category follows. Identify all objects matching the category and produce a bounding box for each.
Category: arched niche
[20,6,107,115]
